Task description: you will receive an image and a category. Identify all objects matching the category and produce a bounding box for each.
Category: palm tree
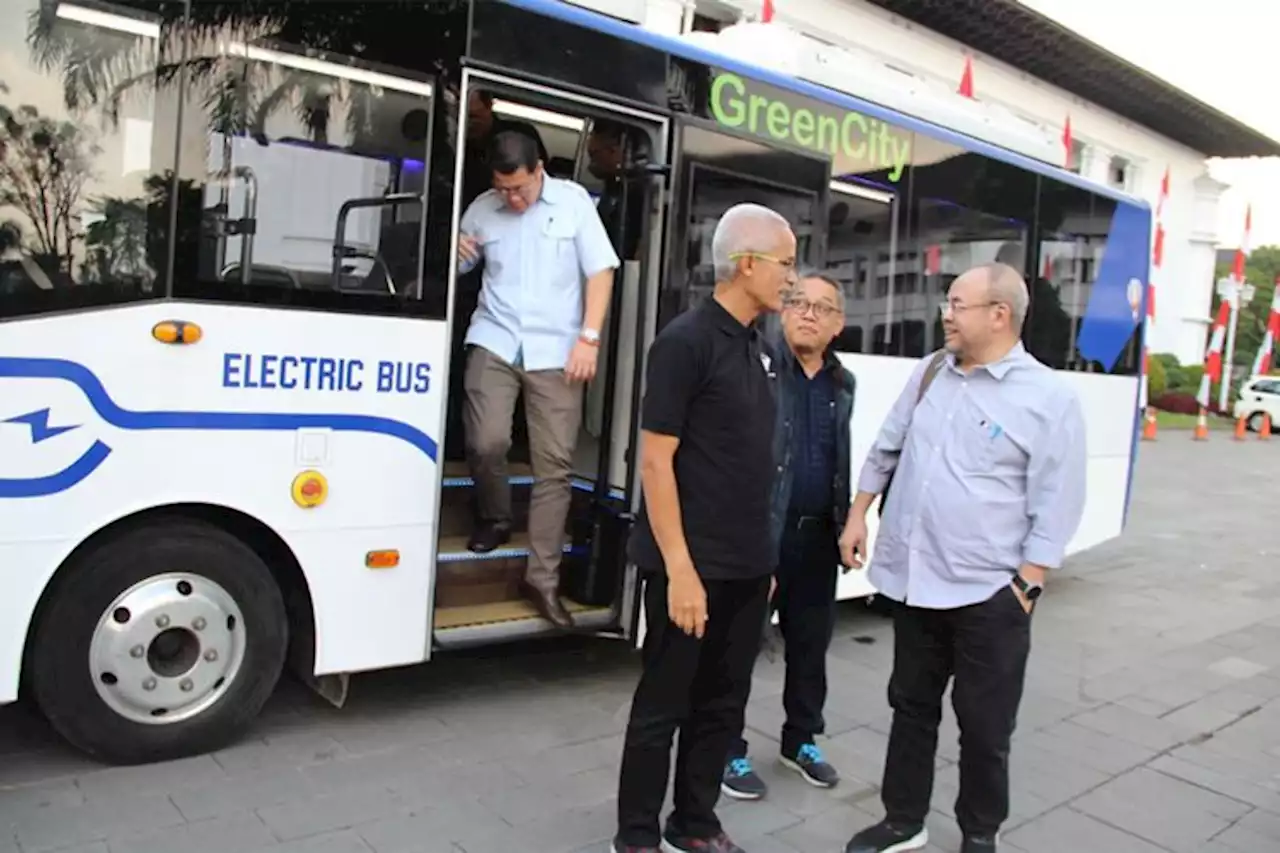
[26,0,465,146]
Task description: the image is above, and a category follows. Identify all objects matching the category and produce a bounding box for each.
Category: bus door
[630,119,832,645]
[431,67,667,648]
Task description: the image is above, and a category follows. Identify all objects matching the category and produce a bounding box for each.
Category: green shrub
[1146,355,1167,399]
[1171,364,1205,394]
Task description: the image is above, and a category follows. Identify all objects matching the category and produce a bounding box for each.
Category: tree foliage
[0,94,100,275]
[1213,244,1280,371]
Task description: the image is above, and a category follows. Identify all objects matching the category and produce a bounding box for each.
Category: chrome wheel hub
[89,572,246,725]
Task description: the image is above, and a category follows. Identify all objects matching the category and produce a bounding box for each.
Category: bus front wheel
[30,519,288,765]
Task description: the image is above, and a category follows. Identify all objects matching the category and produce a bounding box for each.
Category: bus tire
[30,519,287,765]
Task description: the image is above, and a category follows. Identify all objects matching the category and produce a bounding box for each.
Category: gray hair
[978,262,1030,330]
[795,268,846,312]
[711,203,792,282]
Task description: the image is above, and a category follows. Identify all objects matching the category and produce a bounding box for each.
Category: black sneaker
[721,755,767,800]
[843,820,928,853]
[613,842,661,853]
[961,835,997,853]
[661,830,745,852]
[780,742,839,788]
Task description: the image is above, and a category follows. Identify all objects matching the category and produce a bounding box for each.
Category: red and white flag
[1232,205,1253,282]
[1250,278,1280,377]
[1139,166,1169,410]
[1199,300,1231,408]
[957,56,975,98]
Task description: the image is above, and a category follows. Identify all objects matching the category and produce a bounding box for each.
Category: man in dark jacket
[721,271,856,800]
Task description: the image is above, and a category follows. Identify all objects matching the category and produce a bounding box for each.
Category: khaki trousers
[462,345,582,592]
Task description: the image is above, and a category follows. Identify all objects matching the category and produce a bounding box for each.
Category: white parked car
[1233,375,1280,431]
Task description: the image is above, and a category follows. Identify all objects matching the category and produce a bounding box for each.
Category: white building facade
[575,0,1280,367]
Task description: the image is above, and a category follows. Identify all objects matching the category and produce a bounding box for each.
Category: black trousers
[616,571,771,846]
[731,519,839,758]
[880,583,1032,838]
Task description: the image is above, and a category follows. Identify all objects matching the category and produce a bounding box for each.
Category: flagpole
[1219,206,1254,410]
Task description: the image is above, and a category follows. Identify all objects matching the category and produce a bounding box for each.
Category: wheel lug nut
[192,617,206,631]
[180,679,194,692]
[130,645,145,658]
[143,677,157,691]
[155,615,170,629]
[204,649,218,662]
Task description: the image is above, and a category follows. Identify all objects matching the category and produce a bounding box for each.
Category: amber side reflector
[366,550,400,569]
[152,320,203,344]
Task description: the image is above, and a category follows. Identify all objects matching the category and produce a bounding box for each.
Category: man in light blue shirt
[457,130,620,628]
[838,262,1087,853]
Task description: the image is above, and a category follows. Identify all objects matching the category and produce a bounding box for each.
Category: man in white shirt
[456,130,621,628]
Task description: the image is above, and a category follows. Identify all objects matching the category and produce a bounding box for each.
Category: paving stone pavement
[3,438,1280,853]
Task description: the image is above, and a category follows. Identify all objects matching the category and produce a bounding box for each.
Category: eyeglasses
[729,251,799,280]
[785,297,841,319]
[493,180,536,198]
[939,299,1000,318]
[492,170,541,199]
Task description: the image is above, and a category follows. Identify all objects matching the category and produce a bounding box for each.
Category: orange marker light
[290,470,328,508]
[151,320,203,344]
[365,550,400,569]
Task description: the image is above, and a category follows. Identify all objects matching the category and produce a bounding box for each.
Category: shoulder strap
[914,350,948,408]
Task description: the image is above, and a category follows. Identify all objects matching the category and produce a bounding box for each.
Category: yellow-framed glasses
[729,251,798,280]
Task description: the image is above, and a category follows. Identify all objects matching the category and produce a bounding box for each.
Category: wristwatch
[580,328,601,347]
[1011,573,1043,602]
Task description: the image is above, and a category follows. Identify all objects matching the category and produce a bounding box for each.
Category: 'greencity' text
[708,72,911,182]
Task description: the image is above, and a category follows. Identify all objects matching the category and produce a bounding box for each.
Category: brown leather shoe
[521,582,574,629]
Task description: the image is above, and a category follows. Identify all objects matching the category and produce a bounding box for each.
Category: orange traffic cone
[1234,415,1247,441]
[1261,414,1272,441]
[1141,410,1158,441]
[1193,410,1209,441]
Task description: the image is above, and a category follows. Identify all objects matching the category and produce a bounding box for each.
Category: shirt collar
[945,341,1029,380]
[538,174,565,205]
[702,296,754,338]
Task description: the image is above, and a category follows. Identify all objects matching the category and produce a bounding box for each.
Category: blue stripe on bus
[502,0,1149,207]
[0,357,438,498]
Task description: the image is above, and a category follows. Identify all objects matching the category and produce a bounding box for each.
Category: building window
[1108,155,1133,192]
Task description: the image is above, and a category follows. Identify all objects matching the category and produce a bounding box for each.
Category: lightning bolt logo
[4,408,80,444]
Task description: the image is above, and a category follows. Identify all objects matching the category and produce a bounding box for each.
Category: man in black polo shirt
[613,203,798,853]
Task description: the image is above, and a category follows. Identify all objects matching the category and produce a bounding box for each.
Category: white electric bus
[0,0,1150,764]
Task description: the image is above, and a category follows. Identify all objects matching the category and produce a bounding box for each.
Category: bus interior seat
[220,264,302,289]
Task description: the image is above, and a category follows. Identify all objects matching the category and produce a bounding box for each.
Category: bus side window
[167,10,449,318]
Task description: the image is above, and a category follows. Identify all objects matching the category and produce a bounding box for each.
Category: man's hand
[668,566,708,638]
[457,233,480,265]
[839,515,868,572]
[565,339,599,383]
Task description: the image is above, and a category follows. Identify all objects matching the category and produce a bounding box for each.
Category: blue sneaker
[720,755,767,800]
[780,742,839,788]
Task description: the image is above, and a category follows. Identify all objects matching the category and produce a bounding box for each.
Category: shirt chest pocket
[951,402,1026,473]
[542,216,577,268]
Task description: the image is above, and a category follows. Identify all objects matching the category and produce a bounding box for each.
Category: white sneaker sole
[779,755,838,789]
[839,828,929,853]
[720,780,765,800]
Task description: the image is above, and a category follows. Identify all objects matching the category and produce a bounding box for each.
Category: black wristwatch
[1012,573,1043,601]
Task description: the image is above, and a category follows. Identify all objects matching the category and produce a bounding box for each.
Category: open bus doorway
[431,75,664,645]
